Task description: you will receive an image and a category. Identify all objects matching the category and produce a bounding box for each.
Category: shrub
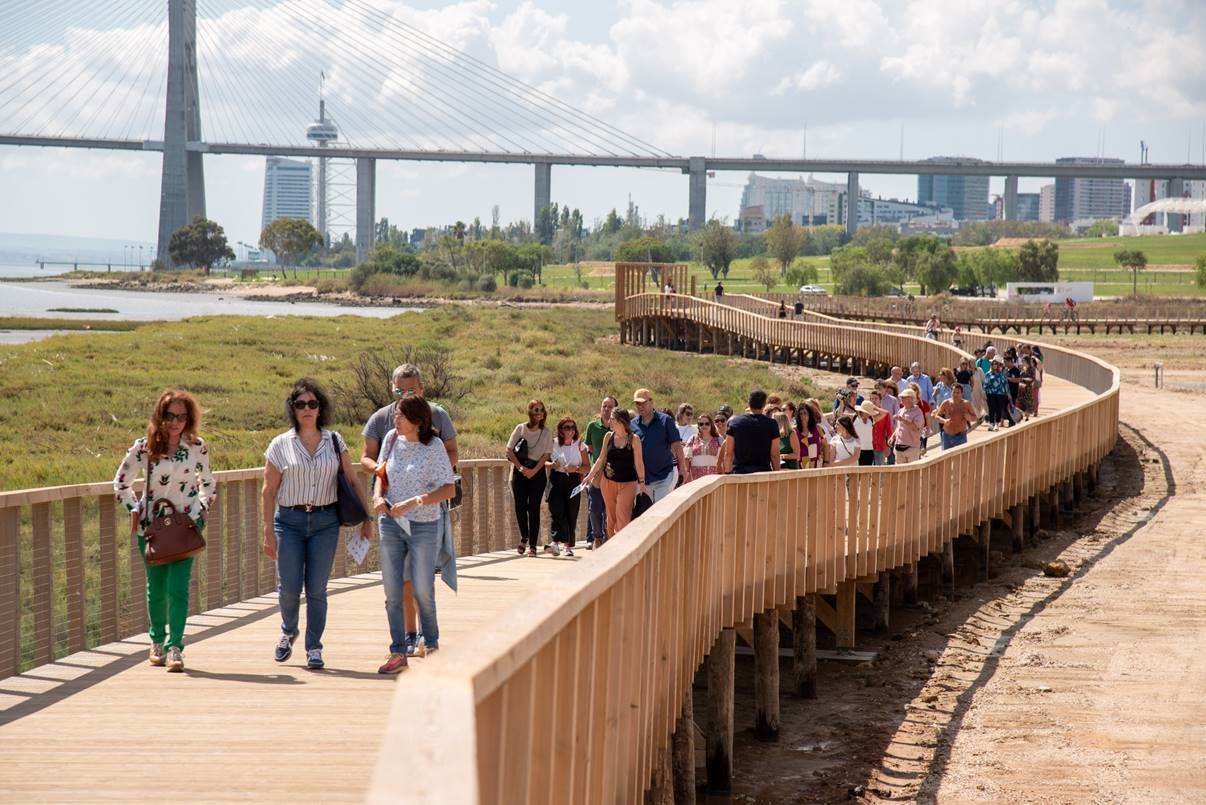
[476,274,498,292]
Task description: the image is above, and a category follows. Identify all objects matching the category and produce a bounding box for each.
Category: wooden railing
[0,458,578,680]
[373,290,1120,804]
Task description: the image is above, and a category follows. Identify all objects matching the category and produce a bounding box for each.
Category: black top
[1006,366,1021,400]
[955,368,972,384]
[604,437,638,483]
[794,301,804,314]
[726,413,781,475]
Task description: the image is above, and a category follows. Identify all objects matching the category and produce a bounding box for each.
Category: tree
[956,248,1018,294]
[693,219,739,279]
[167,216,234,274]
[892,235,956,295]
[1114,248,1148,296]
[1196,254,1206,289]
[785,258,819,288]
[616,236,673,264]
[837,264,892,296]
[1085,219,1119,238]
[764,214,804,274]
[1017,239,1060,282]
[829,245,870,283]
[535,203,558,245]
[260,217,322,278]
[750,255,776,291]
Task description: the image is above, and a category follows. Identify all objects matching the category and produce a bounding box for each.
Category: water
[0,262,73,279]
[0,281,415,321]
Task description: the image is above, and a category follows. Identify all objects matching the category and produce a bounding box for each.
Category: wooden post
[899,562,918,605]
[978,520,992,582]
[672,687,695,804]
[1031,494,1042,534]
[646,739,674,805]
[1011,504,1025,552]
[1072,472,1084,503]
[872,571,890,632]
[705,628,735,794]
[791,595,817,698]
[753,611,780,741]
[1048,487,1061,528]
[941,540,955,597]
[1061,479,1074,509]
[836,581,856,649]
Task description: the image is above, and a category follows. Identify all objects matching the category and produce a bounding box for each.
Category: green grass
[46,307,119,314]
[0,309,822,492]
[0,317,141,331]
[1046,231,1206,269]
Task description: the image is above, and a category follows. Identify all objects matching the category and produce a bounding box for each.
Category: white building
[739,173,845,227]
[1132,178,1206,231]
[261,157,313,232]
[1038,184,1055,223]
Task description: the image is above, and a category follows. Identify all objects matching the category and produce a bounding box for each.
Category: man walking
[933,383,978,450]
[892,388,925,464]
[905,362,934,405]
[583,395,616,549]
[631,388,689,504]
[722,390,781,474]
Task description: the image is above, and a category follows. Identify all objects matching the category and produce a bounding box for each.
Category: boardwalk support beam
[792,595,817,698]
[705,628,735,794]
[753,610,780,741]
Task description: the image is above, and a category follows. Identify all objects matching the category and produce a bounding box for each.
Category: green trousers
[138,536,193,650]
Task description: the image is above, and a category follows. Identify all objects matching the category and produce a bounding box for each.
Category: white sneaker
[543,543,561,556]
[149,643,166,666]
[165,646,184,672]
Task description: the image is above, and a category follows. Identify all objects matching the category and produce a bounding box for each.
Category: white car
[798,284,827,295]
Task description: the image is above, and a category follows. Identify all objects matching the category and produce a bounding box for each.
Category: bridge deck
[0,375,1096,803]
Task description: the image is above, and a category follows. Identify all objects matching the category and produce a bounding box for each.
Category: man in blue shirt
[832,376,864,412]
[905,362,935,405]
[631,388,689,504]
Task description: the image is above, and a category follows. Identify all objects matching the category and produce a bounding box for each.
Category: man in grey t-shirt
[360,363,457,656]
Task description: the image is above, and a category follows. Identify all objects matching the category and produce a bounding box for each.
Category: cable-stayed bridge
[2,0,1205,264]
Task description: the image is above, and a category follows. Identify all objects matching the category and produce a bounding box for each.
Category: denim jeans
[646,468,678,505]
[379,515,440,653]
[586,485,606,542]
[940,431,968,450]
[274,506,340,652]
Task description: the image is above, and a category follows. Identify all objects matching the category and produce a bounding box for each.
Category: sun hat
[632,388,653,403]
[856,400,878,416]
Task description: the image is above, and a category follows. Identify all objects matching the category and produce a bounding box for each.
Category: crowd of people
[111,338,1043,677]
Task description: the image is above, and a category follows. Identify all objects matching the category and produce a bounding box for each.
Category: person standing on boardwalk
[114,389,215,673]
[723,390,782,474]
[983,358,1011,431]
[582,408,646,541]
[905,362,934,406]
[892,388,926,464]
[360,363,458,656]
[827,415,861,467]
[933,382,978,449]
[684,413,723,482]
[545,416,589,557]
[773,410,802,469]
[852,399,888,467]
[262,378,368,670]
[373,395,456,674]
[582,395,616,550]
[506,400,553,557]
[675,403,697,443]
[631,388,688,503]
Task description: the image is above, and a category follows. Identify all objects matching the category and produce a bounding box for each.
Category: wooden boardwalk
[0,375,1096,803]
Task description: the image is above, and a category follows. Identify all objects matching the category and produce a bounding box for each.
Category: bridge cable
[66,17,166,140]
[90,19,165,141]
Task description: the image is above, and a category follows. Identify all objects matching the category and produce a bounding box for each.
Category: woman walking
[1017,355,1038,418]
[114,389,215,672]
[684,413,723,482]
[583,408,646,542]
[373,395,457,674]
[983,358,1011,431]
[506,400,553,557]
[773,410,802,469]
[262,378,367,670]
[546,416,589,556]
[827,415,861,467]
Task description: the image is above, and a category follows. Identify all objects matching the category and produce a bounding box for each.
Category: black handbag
[514,437,538,469]
[632,491,653,519]
[332,433,369,526]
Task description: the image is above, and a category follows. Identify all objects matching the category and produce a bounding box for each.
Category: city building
[916,157,991,221]
[1038,184,1055,222]
[841,195,952,227]
[261,156,313,232]
[991,192,1042,221]
[739,173,845,227]
[1053,157,1130,223]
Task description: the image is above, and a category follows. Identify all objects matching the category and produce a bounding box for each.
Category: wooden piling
[672,687,695,804]
[752,611,780,741]
[872,571,890,632]
[791,595,817,699]
[941,540,955,597]
[1011,504,1025,552]
[705,628,735,794]
[978,520,992,581]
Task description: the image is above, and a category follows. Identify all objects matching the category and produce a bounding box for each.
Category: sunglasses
[292,399,320,410]
[530,408,545,414]
[392,388,418,398]
[162,411,188,423]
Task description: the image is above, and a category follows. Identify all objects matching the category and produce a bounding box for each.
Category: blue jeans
[646,468,678,505]
[941,431,968,450]
[379,515,440,653]
[274,506,340,652]
[586,485,606,542]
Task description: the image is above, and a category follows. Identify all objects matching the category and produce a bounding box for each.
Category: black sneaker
[274,630,299,662]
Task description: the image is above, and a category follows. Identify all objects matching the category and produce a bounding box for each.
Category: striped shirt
[265,429,347,507]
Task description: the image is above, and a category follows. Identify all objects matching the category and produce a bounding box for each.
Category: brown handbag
[140,450,206,566]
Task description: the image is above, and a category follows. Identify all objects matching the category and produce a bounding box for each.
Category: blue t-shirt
[631,410,681,482]
[984,370,1009,396]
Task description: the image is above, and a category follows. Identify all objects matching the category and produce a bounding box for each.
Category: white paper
[345,532,370,565]
[570,482,589,498]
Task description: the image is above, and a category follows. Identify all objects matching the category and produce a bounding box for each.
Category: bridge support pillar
[792,595,817,698]
[1003,175,1018,220]
[845,171,859,238]
[688,156,707,231]
[355,158,376,264]
[941,540,955,597]
[1031,494,1042,533]
[899,562,918,605]
[978,520,992,582]
[534,162,551,225]
[835,581,856,649]
[1168,177,1185,233]
[1011,504,1025,551]
[753,610,780,741]
[705,628,735,794]
[872,571,890,632]
[157,0,206,265]
[672,687,696,803]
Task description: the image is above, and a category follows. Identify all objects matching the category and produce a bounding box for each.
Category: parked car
[798,284,827,295]
[886,287,907,297]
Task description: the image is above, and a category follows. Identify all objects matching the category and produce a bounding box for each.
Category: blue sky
[1,0,1204,248]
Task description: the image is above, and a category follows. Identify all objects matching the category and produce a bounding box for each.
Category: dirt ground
[719,335,1206,804]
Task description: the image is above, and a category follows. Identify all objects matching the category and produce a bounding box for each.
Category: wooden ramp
[0,549,582,803]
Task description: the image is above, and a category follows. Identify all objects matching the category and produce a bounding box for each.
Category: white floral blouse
[114,437,216,536]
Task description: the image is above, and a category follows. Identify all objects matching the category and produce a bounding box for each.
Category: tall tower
[157,0,206,265]
[306,80,339,248]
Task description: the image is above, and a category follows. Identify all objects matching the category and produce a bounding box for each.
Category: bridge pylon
[156,0,206,266]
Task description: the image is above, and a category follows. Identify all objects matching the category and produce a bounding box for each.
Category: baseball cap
[845,377,859,387]
[632,388,653,403]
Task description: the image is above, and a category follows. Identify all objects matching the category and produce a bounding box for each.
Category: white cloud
[772,60,841,94]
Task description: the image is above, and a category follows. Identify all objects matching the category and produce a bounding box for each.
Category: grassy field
[0,308,822,492]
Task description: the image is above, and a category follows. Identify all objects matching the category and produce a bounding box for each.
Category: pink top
[684,434,722,482]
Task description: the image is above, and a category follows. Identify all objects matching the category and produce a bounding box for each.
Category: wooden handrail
[371,285,1119,803]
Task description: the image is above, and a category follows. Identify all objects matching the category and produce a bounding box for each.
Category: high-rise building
[1053,157,1129,223]
[992,192,1041,221]
[1039,184,1055,223]
[739,173,845,227]
[916,157,991,221]
[261,156,313,232]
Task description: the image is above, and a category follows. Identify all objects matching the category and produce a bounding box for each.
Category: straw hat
[856,400,878,416]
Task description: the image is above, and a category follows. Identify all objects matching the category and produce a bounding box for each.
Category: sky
[1,0,1205,249]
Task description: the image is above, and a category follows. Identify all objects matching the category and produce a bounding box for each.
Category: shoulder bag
[141,449,206,567]
[332,433,369,527]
